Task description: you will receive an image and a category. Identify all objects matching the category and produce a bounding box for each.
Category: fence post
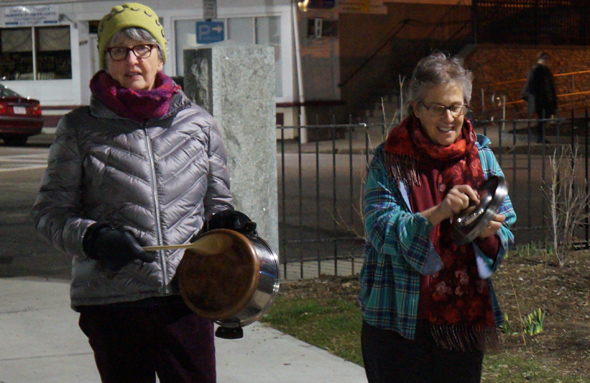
[280,127,287,279]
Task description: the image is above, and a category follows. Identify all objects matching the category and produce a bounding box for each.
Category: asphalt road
[0,134,72,279]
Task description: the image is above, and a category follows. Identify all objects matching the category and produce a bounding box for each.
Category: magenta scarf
[90,70,181,123]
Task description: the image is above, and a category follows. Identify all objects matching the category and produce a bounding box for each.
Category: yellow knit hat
[97,3,166,68]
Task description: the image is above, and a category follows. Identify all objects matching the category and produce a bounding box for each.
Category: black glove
[206,209,257,235]
[83,223,156,271]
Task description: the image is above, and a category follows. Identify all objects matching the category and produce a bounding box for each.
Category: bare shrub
[543,145,590,266]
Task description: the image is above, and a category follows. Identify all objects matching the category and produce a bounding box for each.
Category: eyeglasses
[105,44,157,61]
[419,101,469,117]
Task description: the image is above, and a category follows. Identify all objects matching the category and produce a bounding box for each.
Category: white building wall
[1,0,296,110]
[0,17,81,106]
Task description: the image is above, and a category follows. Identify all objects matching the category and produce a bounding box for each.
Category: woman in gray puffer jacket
[31,3,235,383]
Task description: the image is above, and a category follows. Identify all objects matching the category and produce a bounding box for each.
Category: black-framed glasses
[105,44,156,61]
[419,101,470,117]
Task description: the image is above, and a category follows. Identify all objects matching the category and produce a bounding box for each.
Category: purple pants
[78,296,215,383]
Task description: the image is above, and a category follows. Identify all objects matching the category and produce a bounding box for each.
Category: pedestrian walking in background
[521,51,557,143]
[359,51,516,383]
[31,3,255,382]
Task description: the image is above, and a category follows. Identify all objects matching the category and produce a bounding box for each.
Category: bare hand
[439,185,480,219]
[421,184,480,226]
[478,214,506,239]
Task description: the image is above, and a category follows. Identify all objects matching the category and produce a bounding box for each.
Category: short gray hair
[103,27,164,68]
[407,51,473,115]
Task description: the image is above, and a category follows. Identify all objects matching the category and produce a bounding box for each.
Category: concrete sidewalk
[0,277,367,383]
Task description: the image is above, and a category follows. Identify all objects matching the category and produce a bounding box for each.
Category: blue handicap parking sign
[196,21,225,44]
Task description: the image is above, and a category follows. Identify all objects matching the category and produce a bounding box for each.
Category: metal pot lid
[451,176,508,245]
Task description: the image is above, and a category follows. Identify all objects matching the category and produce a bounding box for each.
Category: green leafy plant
[521,308,546,336]
[546,244,554,256]
[500,309,547,337]
[500,313,517,335]
[514,243,533,257]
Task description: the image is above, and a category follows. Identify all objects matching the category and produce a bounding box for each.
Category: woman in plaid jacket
[359,51,516,383]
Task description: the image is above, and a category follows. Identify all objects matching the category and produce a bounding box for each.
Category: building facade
[0,0,302,126]
[2,1,512,128]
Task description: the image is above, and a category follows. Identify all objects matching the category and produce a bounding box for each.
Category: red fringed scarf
[90,70,181,123]
[385,115,498,352]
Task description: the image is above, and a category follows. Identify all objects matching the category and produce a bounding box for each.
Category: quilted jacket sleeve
[203,116,233,219]
[31,114,94,257]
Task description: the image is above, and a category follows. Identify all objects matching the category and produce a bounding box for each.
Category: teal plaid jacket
[359,134,516,340]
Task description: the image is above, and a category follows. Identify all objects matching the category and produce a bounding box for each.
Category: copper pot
[145,229,280,337]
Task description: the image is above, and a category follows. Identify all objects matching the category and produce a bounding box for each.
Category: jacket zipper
[144,127,169,292]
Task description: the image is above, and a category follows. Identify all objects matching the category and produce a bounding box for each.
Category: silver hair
[104,27,164,68]
[407,51,473,115]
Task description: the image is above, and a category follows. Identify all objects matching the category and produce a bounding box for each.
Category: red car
[0,84,43,146]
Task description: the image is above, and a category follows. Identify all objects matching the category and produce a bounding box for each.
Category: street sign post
[196,21,224,44]
[203,0,217,21]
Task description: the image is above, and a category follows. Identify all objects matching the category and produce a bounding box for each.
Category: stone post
[183,44,278,253]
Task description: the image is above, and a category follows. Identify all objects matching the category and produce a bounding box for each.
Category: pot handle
[215,326,244,339]
[142,243,196,251]
[142,231,235,255]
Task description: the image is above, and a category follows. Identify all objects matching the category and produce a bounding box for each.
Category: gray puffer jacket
[32,90,233,309]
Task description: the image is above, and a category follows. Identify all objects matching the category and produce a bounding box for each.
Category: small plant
[500,313,516,335]
[500,309,546,337]
[513,243,540,258]
[515,244,529,257]
[505,273,546,344]
[545,245,553,256]
[521,308,546,336]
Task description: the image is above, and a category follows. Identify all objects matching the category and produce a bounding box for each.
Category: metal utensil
[451,175,508,245]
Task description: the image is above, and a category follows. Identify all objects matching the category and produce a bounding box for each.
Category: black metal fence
[277,111,590,280]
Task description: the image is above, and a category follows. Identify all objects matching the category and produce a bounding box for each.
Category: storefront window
[0,25,71,81]
[36,26,72,80]
[0,28,33,80]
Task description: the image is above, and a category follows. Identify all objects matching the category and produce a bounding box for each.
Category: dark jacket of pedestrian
[521,57,557,118]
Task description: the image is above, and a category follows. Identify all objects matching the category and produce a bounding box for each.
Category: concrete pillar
[183,44,278,254]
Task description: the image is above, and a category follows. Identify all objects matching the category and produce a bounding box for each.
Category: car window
[0,85,21,98]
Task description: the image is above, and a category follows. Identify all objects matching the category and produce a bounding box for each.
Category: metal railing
[277,112,590,280]
[482,69,590,116]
